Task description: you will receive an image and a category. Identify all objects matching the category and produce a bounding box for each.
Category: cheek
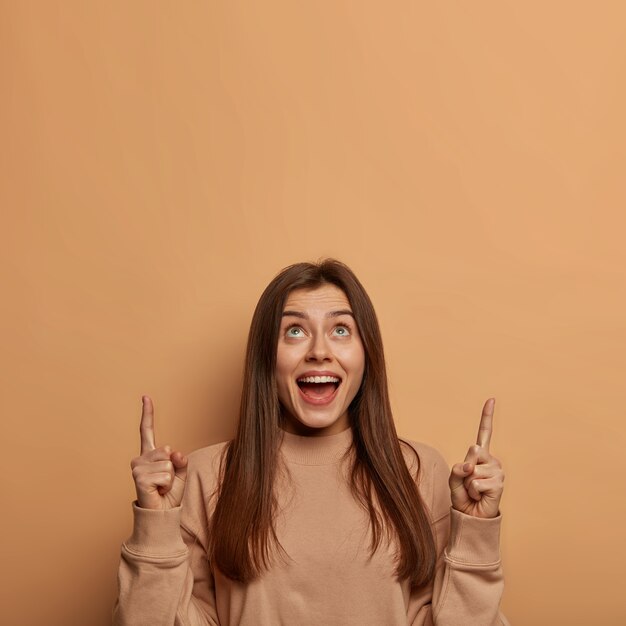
[336,344,366,383]
[275,345,299,385]
[275,362,289,392]
[274,361,292,405]
[352,346,366,388]
[347,341,366,366]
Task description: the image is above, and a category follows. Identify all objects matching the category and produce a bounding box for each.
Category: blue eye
[286,326,303,337]
[333,325,351,336]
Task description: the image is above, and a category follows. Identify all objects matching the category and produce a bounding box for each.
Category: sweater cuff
[445,507,502,565]
[125,501,187,555]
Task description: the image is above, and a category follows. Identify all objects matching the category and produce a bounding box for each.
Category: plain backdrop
[2,2,625,624]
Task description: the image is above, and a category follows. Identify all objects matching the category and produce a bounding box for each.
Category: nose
[306,332,332,362]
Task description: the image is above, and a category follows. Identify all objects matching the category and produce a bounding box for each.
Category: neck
[279,426,354,465]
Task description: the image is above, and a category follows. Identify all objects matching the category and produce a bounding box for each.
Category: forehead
[283,284,351,312]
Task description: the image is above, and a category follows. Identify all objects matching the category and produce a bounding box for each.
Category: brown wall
[2,2,625,624]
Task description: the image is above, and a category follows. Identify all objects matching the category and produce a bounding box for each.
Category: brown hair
[209,259,436,586]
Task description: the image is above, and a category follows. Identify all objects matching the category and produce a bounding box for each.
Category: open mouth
[296,375,341,402]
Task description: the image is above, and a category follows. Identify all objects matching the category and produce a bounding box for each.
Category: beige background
[2,2,625,624]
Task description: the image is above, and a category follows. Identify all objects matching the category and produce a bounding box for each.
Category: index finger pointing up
[140,395,156,454]
[476,397,495,450]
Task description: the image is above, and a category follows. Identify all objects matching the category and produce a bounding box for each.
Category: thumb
[171,450,188,480]
[449,462,474,491]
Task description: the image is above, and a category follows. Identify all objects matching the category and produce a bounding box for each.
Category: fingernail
[463,463,471,472]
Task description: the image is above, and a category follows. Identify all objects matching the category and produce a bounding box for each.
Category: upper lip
[296,370,343,381]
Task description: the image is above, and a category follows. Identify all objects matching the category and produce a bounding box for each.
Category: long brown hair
[209,259,436,586]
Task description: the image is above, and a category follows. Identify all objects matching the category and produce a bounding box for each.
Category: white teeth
[297,375,340,383]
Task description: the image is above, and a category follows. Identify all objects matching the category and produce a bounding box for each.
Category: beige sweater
[113,428,508,625]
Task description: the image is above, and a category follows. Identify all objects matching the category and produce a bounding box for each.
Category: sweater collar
[279,427,354,465]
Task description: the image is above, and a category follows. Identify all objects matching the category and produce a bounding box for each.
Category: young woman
[113,259,508,625]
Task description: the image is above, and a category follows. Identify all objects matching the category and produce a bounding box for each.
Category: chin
[286,408,348,434]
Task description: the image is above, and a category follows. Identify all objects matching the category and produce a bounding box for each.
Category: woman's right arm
[112,396,220,626]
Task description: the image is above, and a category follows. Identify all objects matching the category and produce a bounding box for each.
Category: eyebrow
[281,309,354,320]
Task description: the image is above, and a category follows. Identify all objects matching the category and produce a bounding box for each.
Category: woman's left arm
[408,398,510,625]
[436,398,509,625]
[448,398,504,520]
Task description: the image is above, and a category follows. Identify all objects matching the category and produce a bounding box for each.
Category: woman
[113,259,508,625]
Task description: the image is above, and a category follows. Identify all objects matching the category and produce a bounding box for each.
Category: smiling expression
[276,283,366,436]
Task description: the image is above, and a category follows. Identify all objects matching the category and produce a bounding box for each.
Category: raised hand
[130,396,188,510]
[448,398,505,519]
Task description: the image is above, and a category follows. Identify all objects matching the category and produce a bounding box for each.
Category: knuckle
[468,445,480,456]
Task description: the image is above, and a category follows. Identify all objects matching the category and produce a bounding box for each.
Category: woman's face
[276,283,365,436]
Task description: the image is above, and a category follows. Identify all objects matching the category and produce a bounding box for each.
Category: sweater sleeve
[112,502,220,626]
[112,445,226,625]
[405,443,510,626]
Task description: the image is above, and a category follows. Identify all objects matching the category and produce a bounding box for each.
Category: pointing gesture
[448,398,504,518]
[476,398,493,450]
[130,396,188,510]
[140,395,157,454]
